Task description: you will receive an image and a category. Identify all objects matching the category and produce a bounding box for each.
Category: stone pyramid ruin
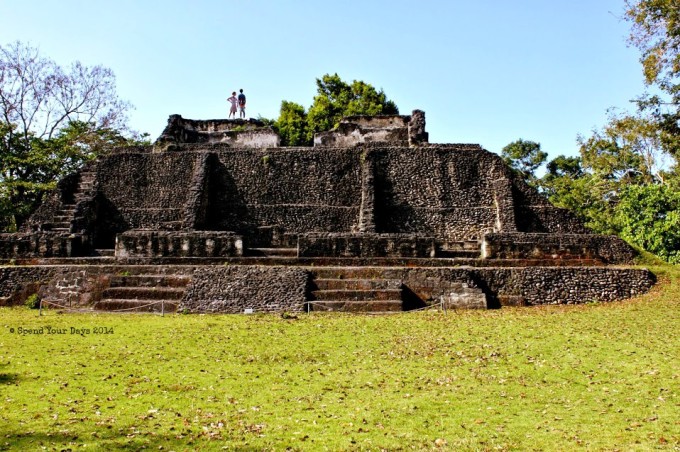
[0,111,655,313]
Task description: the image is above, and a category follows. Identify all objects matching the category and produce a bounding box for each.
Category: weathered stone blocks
[115,231,243,258]
[482,233,637,264]
[180,266,308,313]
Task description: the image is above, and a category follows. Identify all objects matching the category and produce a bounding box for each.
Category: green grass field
[1,265,678,451]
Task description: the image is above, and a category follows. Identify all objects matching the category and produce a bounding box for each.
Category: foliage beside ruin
[274,73,399,146]
[0,269,678,450]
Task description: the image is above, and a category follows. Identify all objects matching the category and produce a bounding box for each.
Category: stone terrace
[0,111,656,313]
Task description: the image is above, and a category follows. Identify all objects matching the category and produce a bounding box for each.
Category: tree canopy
[500,139,547,185]
[499,1,680,264]
[274,73,399,146]
[0,41,135,231]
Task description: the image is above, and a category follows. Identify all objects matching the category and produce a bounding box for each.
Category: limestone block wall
[482,233,637,264]
[95,150,199,230]
[298,233,436,258]
[313,110,429,147]
[468,267,655,307]
[372,146,508,240]
[0,263,656,311]
[0,266,56,306]
[203,147,363,235]
[180,266,308,313]
[0,232,85,259]
[393,266,655,307]
[155,115,280,149]
[115,231,244,258]
[24,142,600,249]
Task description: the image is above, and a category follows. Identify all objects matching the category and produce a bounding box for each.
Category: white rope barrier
[303,299,446,315]
[39,298,167,316]
[37,296,448,317]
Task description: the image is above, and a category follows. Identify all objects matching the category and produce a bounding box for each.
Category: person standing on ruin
[227,91,238,118]
[238,89,246,118]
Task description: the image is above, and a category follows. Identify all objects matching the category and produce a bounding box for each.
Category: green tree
[306,74,398,142]
[578,112,673,184]
[544,155,583,180]
[276,101,309,146]
[0,41,133,231]
[500,139,547,185]
[274,73,399,145]
[625,1,680,162]
[615,183,680,263]
[1,121,131,230]
[626,0,680,94]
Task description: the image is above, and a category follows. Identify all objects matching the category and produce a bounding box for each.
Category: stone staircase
[308,267,403,312]
[247,227,298,258]
[94,274,191,313]
[436,240,481,258]
[246,246,298,258]
[50,170,95,233]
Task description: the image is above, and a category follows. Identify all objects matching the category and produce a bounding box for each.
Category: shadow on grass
[0,430,219,451]
[0,373,19,384]
[0,362,20,385]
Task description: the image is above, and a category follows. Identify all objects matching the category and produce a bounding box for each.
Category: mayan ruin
[0,111,656,313]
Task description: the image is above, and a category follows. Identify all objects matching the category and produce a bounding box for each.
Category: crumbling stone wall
[0,233,85,259]
[482,233,637,264]
[314,110,429,148]
[393,266,655,307]
[180,266,308,313]
[155,115,279,150]
[511,179,589,233]
[314,115,411,147]
[0,266,56,306]
[298,233,436,258]
[30,144,599,246]
[115,231,244,258]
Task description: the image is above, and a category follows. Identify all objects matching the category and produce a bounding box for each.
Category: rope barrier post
[39,298,42,316]
[161,300,165,317]
[442,297,447,315]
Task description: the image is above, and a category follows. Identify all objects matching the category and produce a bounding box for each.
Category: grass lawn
[0,265,678,451]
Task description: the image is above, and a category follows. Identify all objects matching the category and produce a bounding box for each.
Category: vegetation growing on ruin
[274,73,399,146]
[1,265,678,450]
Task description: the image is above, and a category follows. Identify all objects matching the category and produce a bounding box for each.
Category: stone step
[51,222,70,228]
[109,274,191,288]
[313,278,401,290]
[311,267,403,280]
[51,227,70,233]
[102,286,186,300]
[439,240,481,251]
[308,300,403,313]
[94,249,115,257]
[160,221,184,231]
[312,289,402,301]
[94,299,178,313]
[498,295,528,307]
[436,250,480,258]
[247,247,297,257]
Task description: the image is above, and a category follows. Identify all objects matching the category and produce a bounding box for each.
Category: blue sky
[0,0,648,158]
